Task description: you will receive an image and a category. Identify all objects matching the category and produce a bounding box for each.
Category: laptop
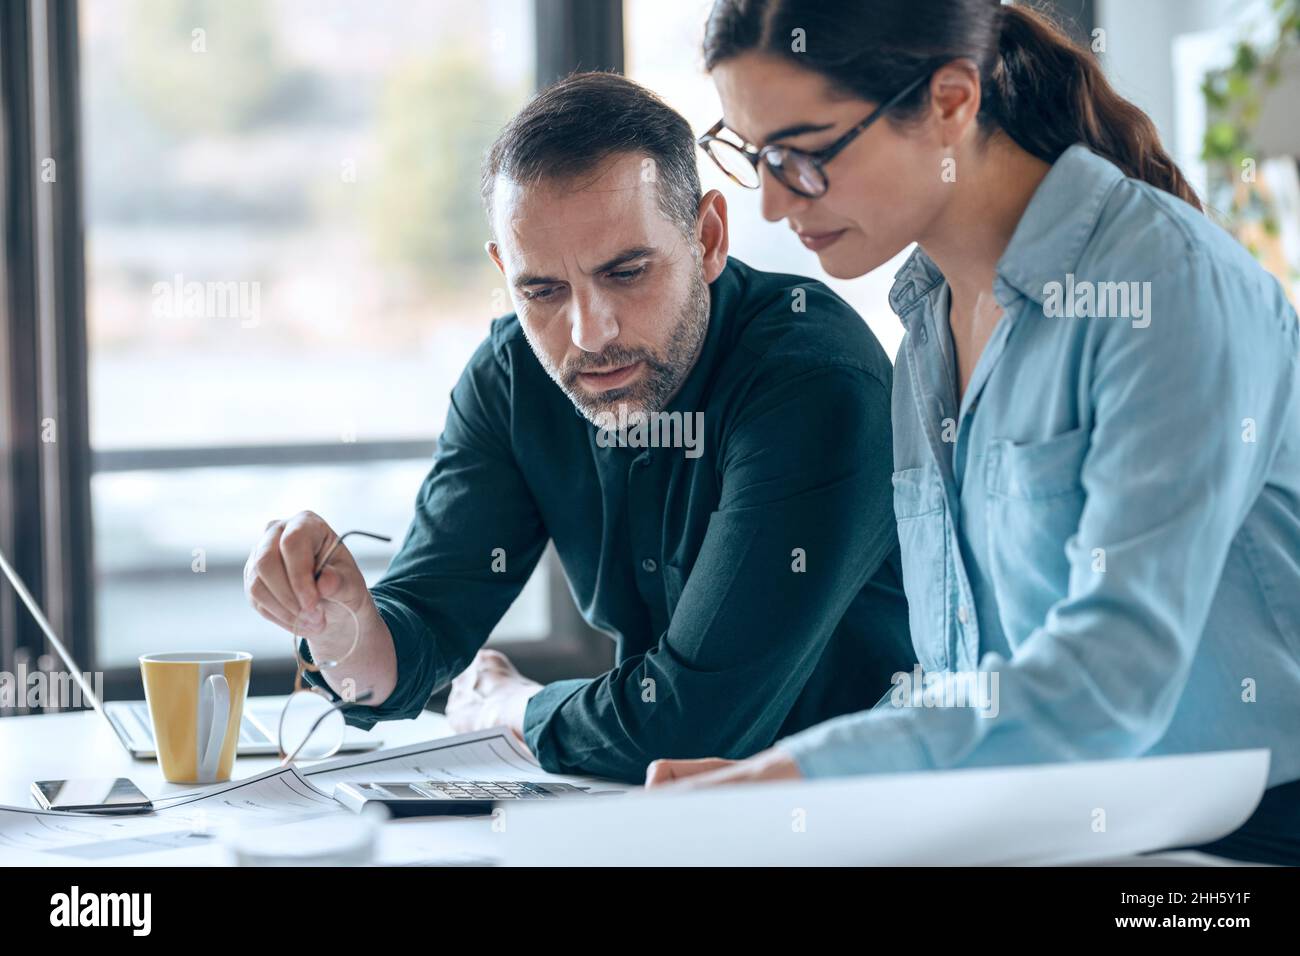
[104,694,381,758]
[0,546,382,759]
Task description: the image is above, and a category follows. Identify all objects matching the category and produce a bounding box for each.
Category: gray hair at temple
[480,71,704,237]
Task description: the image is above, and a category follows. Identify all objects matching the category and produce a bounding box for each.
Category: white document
[0,764,337,863]
[301,725,616,794]
[503,748,1271,866]
[0,727,618,866]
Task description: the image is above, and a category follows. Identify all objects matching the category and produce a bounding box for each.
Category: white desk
[0,700,453,808]
[0,706,1248,866]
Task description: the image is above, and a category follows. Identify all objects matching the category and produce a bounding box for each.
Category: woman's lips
[797,228,848,252]
[577,360,643,392]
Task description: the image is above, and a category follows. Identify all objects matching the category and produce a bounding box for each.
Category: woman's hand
[645,748,803,790]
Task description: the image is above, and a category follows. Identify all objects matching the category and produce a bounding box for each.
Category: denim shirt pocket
[984,425,1091,646]
[892,464,949,671]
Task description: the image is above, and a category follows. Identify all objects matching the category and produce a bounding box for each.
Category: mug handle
[198,674,231,782]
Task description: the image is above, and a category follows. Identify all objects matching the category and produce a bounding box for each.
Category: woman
[646,0,1300,864]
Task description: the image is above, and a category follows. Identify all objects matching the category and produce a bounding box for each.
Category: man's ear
[485,240,506,275]
[696,189,729,283]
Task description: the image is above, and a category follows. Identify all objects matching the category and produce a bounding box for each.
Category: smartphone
[32,777,154,814]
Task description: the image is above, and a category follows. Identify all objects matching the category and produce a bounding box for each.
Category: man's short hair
[481,71,703,237]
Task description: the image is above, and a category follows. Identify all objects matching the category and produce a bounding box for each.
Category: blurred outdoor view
[81,0,545,667]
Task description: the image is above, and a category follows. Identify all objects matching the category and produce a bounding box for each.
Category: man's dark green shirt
[305,257,915,782]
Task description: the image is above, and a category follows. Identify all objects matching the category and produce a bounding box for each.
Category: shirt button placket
[629,451,660,584]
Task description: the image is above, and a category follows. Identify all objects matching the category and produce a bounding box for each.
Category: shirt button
[642,558,658,573]
[957,605,970,624]
[918,325,929,345]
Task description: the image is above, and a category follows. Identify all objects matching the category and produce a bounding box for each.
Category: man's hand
[644,748,803,790]
[446,649,543,744]
[245,511,376,646]
[244,511,396,705]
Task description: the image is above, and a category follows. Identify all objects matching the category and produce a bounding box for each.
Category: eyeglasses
[278,528,392,764]
[697,72,932,199]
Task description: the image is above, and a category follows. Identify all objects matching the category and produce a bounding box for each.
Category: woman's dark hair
[703,0,1201,211]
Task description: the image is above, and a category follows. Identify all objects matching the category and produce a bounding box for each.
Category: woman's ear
[928,59,982,147]
[696,189,730,282]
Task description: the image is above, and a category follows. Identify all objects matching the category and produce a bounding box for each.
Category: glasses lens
[765,149,827,198]
[703,139,761,188]
[280,688,347,761]
[294,597,360,668]
[282,597,360,762]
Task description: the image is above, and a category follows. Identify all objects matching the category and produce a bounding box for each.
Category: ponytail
[987,5,1201,211]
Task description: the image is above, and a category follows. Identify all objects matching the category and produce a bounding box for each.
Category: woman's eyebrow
[760,120,836,144]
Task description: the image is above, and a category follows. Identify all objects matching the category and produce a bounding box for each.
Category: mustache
[560,346,658,383]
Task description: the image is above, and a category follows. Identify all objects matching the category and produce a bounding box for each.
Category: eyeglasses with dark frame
[697,71,932,199]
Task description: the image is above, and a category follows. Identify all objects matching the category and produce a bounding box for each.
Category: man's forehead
[497,156,652,215]
[491,157,669,270]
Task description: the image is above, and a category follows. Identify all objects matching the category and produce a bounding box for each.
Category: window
[79,0,545,668]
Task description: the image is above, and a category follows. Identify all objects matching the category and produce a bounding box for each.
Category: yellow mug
[139,651,251,784]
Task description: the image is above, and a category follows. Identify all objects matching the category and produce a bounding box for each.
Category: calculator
[333,780,597,817]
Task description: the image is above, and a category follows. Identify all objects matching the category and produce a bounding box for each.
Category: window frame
[1,0,94,713]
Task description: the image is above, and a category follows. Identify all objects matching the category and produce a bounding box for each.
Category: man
[243,72,913,782]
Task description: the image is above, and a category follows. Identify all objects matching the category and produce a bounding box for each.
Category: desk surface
[0,704,1247,866]
[0,699,452,808]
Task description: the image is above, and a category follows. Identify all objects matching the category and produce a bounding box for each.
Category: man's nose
[759,166,809,223]
[569,293,619,353]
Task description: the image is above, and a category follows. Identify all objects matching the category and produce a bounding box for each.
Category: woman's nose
[758,166,807,223]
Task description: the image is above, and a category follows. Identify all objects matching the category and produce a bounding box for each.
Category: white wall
[1097,0,1270,153]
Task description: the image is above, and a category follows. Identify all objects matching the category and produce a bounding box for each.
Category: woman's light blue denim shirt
[781,144,1300,789]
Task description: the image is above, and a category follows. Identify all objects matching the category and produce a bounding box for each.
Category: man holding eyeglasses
[243,72,914,783]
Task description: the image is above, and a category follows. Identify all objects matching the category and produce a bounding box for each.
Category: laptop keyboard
[126,701,272,747]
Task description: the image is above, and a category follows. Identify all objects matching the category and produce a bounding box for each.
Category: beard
[534,268,711,426]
